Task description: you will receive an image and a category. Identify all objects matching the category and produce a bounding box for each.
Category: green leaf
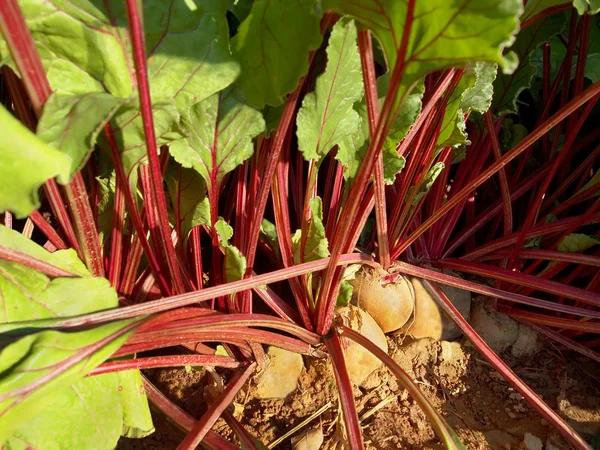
[292,197,329,264]
[101,97,182,191]
[410,162,445,206]
[0,225,89,277]
[0,261,118,323]
[494,13,566,115]
[0,320,137,444]
[0,0,132,97]
[169,87,265,196]
[336,280,353,307]
[214,218,247,283]
[525,0,600,16]
[324,0,521,116]
[232,0,323,108]
[118,370,154,439]
[438,62,498,148]
[574,0,600,14]
[557,233,600,252]
[1,0,239,108]
[4,374,123,450]
[260,219,281,259]
[37,92,126,183]
[530,15,600,88]
[296,18,364,163]
[141,0,240,111]
[166,163,210,245]
[337,77,417,184]
[0,105,71,219]
[96,171,117,247]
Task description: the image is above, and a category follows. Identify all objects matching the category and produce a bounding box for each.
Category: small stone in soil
[521,432,543,450]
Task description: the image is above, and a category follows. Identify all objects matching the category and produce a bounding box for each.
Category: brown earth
[117,335,600,449]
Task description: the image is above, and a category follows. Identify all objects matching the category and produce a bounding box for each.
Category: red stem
[0,246,78,277]
[46,253,376,328]
[484,112,512,235]
[176,364,255,450]
[358,29,390,269]
[324,333,364,450]
[142,377,239,450]
[125,0,185,294]
[316,0,417,334]
[420,280,591,450]
[396,79,600,256]
[89,355,241,375]
[105,123,171,296]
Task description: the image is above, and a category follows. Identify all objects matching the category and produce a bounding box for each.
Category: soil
[117,334,600,449]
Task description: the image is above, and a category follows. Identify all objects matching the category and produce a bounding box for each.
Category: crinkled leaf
[0,320,138,444]
[296,18,364,163]
[0,225,89,277]
[118,370,154,439]
[410,162,445,206]
[166,164,210,245]
[37,92,126,183]
[0,105,71,219]
[0,0,132,97]
[557,233,600,252]
[324,0,521,120]
[438,62,498,148]
[292,197,329,264]
[214,218,247,283]
[169,87,265,195]
[494,13,566,115]
[4,374,123,450]
[100,97,182,191]
[142,0,240,111]
[0,0,239,109]
[232,0,322,108]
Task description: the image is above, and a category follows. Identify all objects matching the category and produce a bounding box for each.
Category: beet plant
[0,0,599,448]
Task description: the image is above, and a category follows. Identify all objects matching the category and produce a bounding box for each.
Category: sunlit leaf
[291,197,329,264]
[166,163,210,245]
[169,87,265,199]
[297,18,364,163]
[232,0,322,108]
[37,92,126,183]
[0,105,71,218]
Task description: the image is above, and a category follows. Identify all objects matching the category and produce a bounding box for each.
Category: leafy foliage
[297,18,364,163]
[0,105,70,218]
[232,0,323,108]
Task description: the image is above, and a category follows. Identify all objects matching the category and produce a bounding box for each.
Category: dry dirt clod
[254,346,304,399]
[511,324,541,358]
[350,268,415,333]
[521,432,543,450]
[291,427,324,450]
[336,305,388,386]
[469,296,519,353]
[403,271,471,341]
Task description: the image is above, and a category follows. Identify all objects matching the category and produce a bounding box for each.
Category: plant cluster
[0,0,599,448]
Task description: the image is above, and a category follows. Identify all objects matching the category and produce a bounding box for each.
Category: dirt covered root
[336,305,388,386]
[349,268,415,333]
